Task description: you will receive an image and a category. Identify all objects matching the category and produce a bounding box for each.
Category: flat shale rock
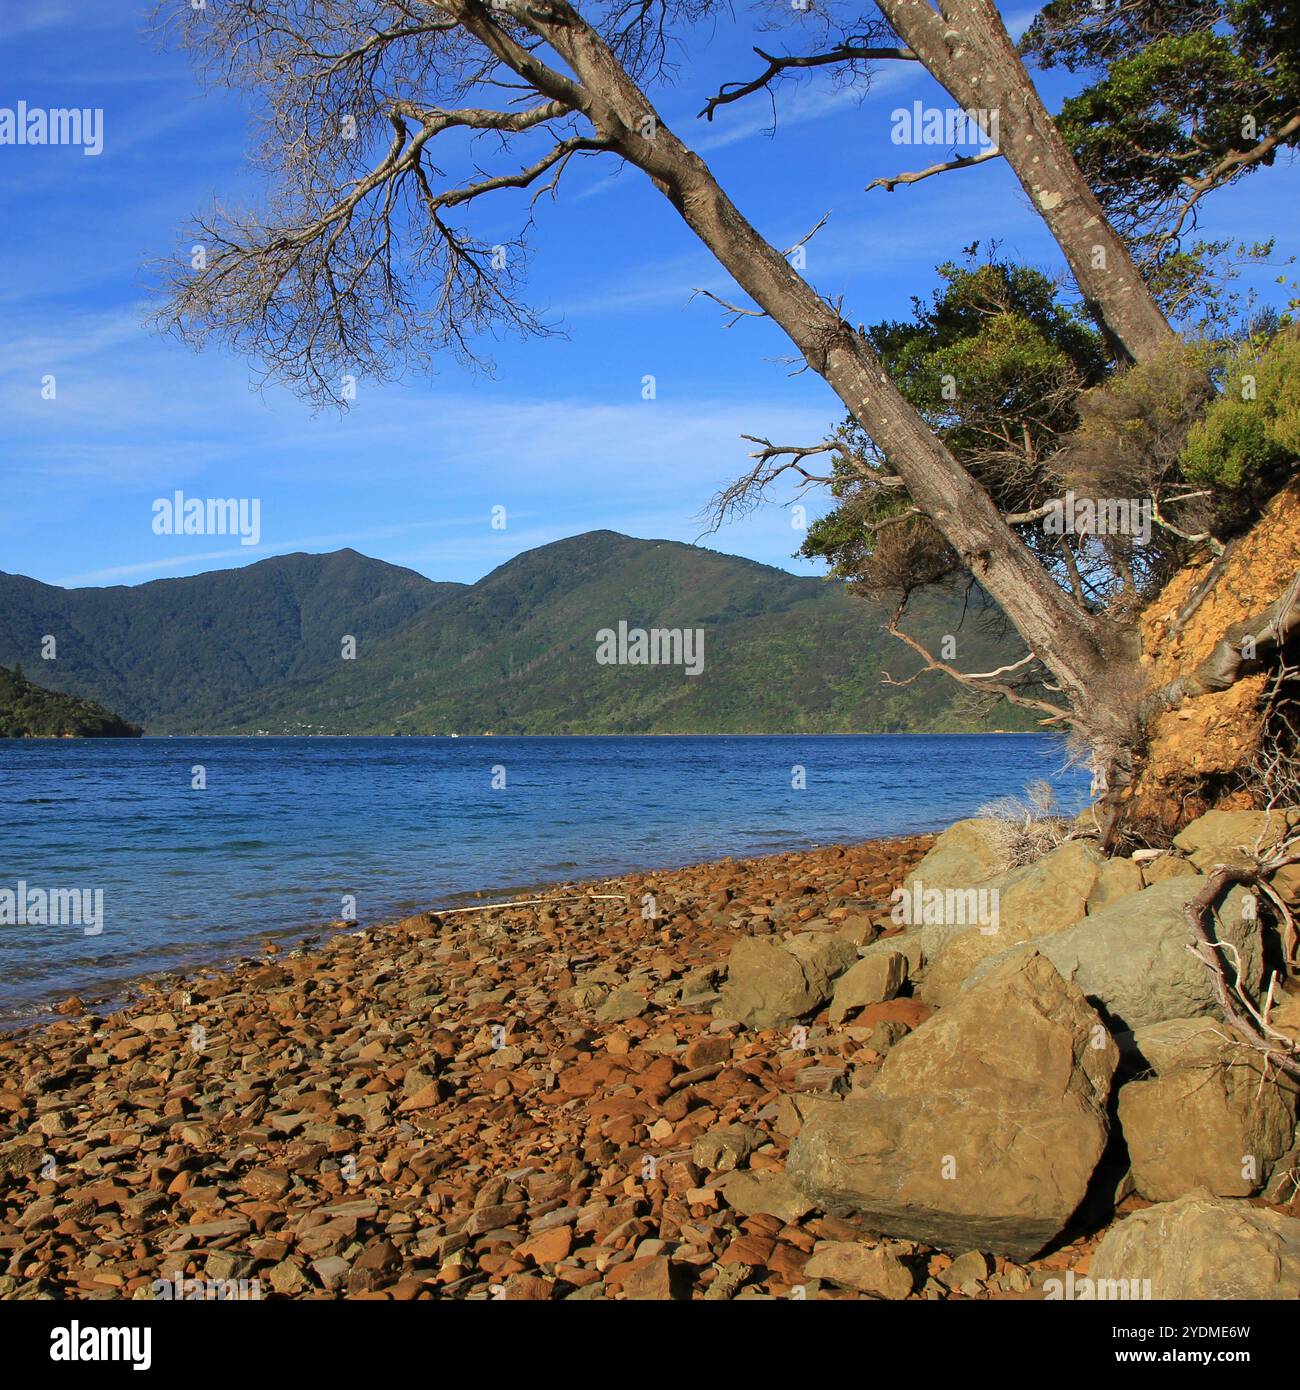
[718,1170,815,1225]
[609,1255,682,1300]
[803,1241,914,1298]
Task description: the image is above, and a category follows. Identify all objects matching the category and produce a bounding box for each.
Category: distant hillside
[0,665,142,738]
[0,533,1039,735]
[0,549,459,729]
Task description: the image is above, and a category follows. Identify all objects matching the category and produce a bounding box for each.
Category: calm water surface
[0,734,1088,1024]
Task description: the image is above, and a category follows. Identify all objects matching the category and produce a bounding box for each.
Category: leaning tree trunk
[875,0,1176,366]
[458,0,1137,762]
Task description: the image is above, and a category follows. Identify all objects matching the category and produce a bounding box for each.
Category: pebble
[0,835,1096,1299]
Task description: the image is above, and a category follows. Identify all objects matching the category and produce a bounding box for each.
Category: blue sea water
[0,734,1088,1024]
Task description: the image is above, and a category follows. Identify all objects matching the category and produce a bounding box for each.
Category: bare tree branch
[698,42,918,122]
[1150,491,1223,555]
[783,212,830,258]
[866,146,1002,193]
[1185,852,1300,1083]
[1158,110,1300,250]
[687,287,769,327]
[882,604,1075,725]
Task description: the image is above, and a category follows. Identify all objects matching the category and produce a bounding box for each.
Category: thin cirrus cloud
[1,306,835,491]
[54,518,502,587]
[3,308,839,587]
[5,2,1297,598]
[569,61,923,202]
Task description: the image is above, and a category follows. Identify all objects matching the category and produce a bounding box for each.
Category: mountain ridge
[0,532,1037,735]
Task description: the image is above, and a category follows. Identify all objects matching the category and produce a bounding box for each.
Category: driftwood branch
[430,893,628,918]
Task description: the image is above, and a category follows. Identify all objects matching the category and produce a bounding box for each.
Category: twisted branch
[1185,847,1300,1082]
[882,605,1073,724]
[699,42,917,122]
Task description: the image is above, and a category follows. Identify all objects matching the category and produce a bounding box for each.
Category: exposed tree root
[1185,847,1300,1083]
[1149,570,1300,713]
[1166,538,1239,644]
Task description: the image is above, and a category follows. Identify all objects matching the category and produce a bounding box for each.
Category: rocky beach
[3,814,1299,1302]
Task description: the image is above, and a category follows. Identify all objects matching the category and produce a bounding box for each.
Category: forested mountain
[0,534,1036,735]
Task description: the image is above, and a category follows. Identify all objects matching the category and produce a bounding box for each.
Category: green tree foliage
[801,254,1300,632]
[801,251,1109,600]
[1022,1,1300,273]
[1181,327,1300,523]
[0,665,142,738]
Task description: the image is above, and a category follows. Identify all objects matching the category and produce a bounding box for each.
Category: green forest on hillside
[0,664,142,739]
[0,534,1038,736]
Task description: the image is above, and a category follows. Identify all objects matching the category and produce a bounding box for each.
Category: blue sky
[1,1,1296,590]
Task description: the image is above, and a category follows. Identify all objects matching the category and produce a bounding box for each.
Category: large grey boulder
[1172,808,1299,873]
[787,948,1117,1260]
[903,820,1006,895]
[1091,1192,1300,1299]
[964,877,1262,1031]
[905,827,1020,965]
[916,839,1104,1006]
[1085,856,1145,913]
[715,932,856,1030]
[1118,1019,1298,1201]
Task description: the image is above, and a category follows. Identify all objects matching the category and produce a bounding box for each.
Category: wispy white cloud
[54,517,487,587]
[571,64,922,201]
[0,0,123,43]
